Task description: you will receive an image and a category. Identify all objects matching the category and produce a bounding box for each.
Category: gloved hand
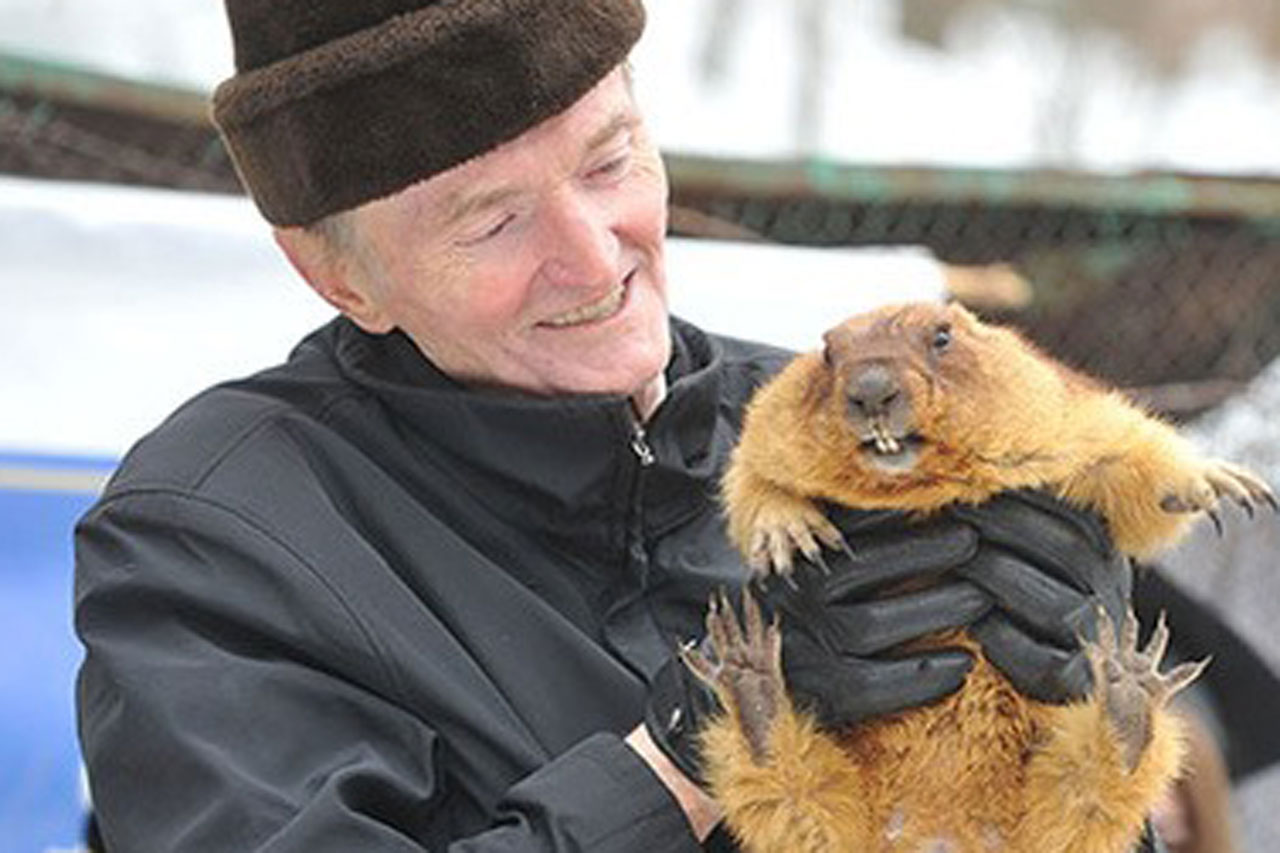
[756,508,993,728]
[949,490,1132,704]
[645,506,994,782]
[646,494,1121,782]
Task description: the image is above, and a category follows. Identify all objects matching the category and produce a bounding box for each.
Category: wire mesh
[670,182,1280,413]
[4,82,1279,418]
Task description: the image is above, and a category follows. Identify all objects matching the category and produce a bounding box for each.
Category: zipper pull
[630,419,656,467]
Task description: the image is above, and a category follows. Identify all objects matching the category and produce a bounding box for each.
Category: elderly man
[75,1,1140,850]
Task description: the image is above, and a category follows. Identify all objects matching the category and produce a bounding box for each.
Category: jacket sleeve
[75,490,702,852]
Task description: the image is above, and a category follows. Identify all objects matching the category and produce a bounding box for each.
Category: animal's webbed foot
[1159,459,1277,534]
[1086,608,1208,772]
[683,589,787,763]
[743,495,844,576]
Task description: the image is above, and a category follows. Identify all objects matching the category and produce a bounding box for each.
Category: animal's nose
[847,364,901,417]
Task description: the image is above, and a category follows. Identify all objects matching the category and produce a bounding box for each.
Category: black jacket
[76,316,788,851]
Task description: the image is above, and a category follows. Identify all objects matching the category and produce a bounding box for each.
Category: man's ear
[273,226,394,333]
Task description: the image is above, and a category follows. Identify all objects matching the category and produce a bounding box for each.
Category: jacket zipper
[597,407,669,678]
[629,414,656,468]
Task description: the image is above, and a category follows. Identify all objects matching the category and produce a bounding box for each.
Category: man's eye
[461,214,515,246]
[591,153,631,180]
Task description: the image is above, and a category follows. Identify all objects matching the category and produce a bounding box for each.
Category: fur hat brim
[212,0,645,226]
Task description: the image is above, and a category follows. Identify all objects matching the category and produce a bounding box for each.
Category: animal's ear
[947,301,981,327]
[821,324,852,368]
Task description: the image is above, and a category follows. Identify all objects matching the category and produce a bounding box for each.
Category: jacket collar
[327,317,732,548]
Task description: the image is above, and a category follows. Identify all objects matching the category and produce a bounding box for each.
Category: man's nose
[538,189,618,287]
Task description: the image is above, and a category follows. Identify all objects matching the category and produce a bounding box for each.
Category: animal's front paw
[683,589,787,764]
[744,497,843,575]
[1159,460,1277,533]
[1086,608,1208,771]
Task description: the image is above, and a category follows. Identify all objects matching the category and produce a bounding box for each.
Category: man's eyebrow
[439,109,640,229]
[439,184,524,231]
[583,108,640,155]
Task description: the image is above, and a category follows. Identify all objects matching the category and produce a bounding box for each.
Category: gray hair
[305,209,359,254]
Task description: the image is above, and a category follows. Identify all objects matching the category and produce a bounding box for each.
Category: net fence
[5,69,1279,418]
[667,157,1280,417]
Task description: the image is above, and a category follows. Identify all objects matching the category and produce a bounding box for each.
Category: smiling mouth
[540,271,634,329]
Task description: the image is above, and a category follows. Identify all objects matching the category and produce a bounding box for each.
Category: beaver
[686,301,1275,853]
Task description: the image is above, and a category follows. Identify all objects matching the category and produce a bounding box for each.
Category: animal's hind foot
[1087,608,1208,771]
[683,588,787,763]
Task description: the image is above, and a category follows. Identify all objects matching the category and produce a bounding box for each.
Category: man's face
[334,69,671,409]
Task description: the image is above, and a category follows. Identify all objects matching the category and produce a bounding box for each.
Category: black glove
[755,507,992,729]
[949,490,1132,704]
[645,507,993,783]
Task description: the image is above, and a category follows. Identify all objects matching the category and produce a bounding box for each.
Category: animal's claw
[1086,606,1208,771]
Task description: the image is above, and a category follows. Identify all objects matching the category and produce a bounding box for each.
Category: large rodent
[686,301,1274,853]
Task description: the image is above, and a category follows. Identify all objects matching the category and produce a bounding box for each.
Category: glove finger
[970,612,1093,703]
[950,490,1116,594]
[817,520,979,600]
[789,648,974,727]
[958,546,1097,647]
[821,581,992,655]
[822,504,912,537]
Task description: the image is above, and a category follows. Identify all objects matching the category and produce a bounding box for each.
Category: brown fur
[700,302,1273,853]
[1158,710,1240,853]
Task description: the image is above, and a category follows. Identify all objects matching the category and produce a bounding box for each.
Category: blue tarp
[1,454,115,852]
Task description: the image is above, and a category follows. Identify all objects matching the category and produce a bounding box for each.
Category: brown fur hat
[212,0,646,226]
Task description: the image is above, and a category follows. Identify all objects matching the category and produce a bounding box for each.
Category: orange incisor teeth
[872,425,900,455]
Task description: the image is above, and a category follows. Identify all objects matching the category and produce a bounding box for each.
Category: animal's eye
[931,323,952,351]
